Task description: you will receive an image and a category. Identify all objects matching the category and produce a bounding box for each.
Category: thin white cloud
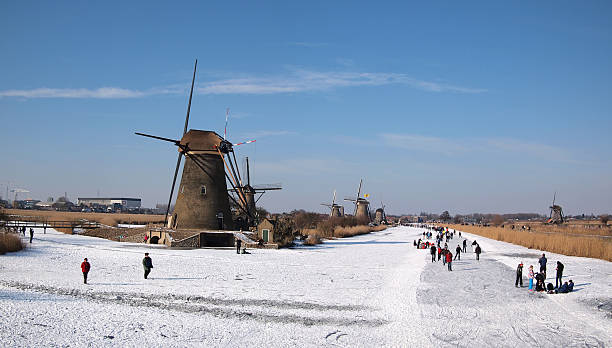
[197,69,486,95]
[0,68,486,99]
[381,133,580,164]
[0,87,148,99]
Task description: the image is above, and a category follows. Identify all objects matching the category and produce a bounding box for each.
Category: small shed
[257,218,276,243]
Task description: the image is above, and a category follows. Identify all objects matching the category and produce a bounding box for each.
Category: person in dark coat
[515,262,523,287]
[142,253,153,279]
[29,228,34,243]
[446,251,453,271]
[430,245,437,262]
[236,238,242,254]
[538,254,547,278]
[568,279,574,292]
[556,281,569,293]
[81,258,91,284]
[475,244,481,260]
[462,239,467,253]
[555,261,564,288]
[535,272,545,291]
[454,245,461,260]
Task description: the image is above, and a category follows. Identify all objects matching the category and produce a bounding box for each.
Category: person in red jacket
[446,251,453,271]
[81,258,91,284]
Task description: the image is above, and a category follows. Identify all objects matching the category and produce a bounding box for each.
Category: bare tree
[440,211,451,221]
[491,214,504,226]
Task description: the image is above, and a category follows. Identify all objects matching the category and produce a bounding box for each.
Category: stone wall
[170,234,200,248]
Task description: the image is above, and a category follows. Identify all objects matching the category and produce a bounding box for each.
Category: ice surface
[0,226,609,347]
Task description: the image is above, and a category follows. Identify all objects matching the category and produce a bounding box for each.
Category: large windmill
[548,192,564,224]
[136,60,256,230]
[229,156,281,228]
[321,190,343,217]
[344,179,371,222]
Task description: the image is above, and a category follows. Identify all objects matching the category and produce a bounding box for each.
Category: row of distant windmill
[320,179,387,224]
[136,60,388,232]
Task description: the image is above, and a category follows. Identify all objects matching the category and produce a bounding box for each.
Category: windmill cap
[179,130,223,152]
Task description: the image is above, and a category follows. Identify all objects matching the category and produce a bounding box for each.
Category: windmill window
[200,185,207,195]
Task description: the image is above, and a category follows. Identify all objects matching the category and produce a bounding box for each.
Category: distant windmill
[344,179,371,222]
[375,201,386,224]
[548,192,564,224]
[229,156,281,227]
[321,190,343,217]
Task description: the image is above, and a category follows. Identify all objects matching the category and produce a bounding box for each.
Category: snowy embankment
[0,226,610,347]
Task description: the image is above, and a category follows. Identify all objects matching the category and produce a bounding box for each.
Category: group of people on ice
[415,226,481,271]
[517,253,574,294]
[416,227,575,296]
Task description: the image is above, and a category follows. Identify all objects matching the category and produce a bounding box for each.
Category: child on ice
[528,265,534,291]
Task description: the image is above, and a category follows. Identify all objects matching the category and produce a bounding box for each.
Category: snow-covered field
[1,226,610,347]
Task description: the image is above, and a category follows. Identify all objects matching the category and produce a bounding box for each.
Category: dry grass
[445,224,612,262]
[513,221,612,236]
[303,234,322,246]
[5,209,165,227]
[80,227,149,243]
[334,224,387,238]
[0,233,24,254]
[305,215,388,244]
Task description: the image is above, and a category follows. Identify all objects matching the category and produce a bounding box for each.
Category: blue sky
[1,1,611,215]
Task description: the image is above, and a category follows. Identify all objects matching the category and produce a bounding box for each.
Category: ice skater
[475,244,481,260]
[454,245,461,260]
[462,239,467,253]
[29,228,34,243]
[81,258,91,284]
[142,253,153,279]
[555,261,564,288]
[430,244,437,262]
[515,262,523,287]
[528,265,534,291]
[539,254,547,278]
[446,250,453,271]
[236,238,242,254]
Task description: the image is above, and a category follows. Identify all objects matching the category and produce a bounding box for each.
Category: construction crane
[10,188,29,203]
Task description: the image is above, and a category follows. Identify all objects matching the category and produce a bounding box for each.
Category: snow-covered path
[0,226,610,347]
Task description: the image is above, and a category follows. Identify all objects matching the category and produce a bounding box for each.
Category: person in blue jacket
[538,254,547,278]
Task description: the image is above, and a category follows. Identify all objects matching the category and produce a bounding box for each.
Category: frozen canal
[1,226,610,347]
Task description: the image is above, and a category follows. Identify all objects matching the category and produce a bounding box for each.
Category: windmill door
[262,229,269,243]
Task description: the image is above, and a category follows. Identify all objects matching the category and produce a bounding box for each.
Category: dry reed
[303,234,322,246]
[5,209,165,227]
[334,225,387,238]
[445,224,612,262]
[0,233,24,254]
